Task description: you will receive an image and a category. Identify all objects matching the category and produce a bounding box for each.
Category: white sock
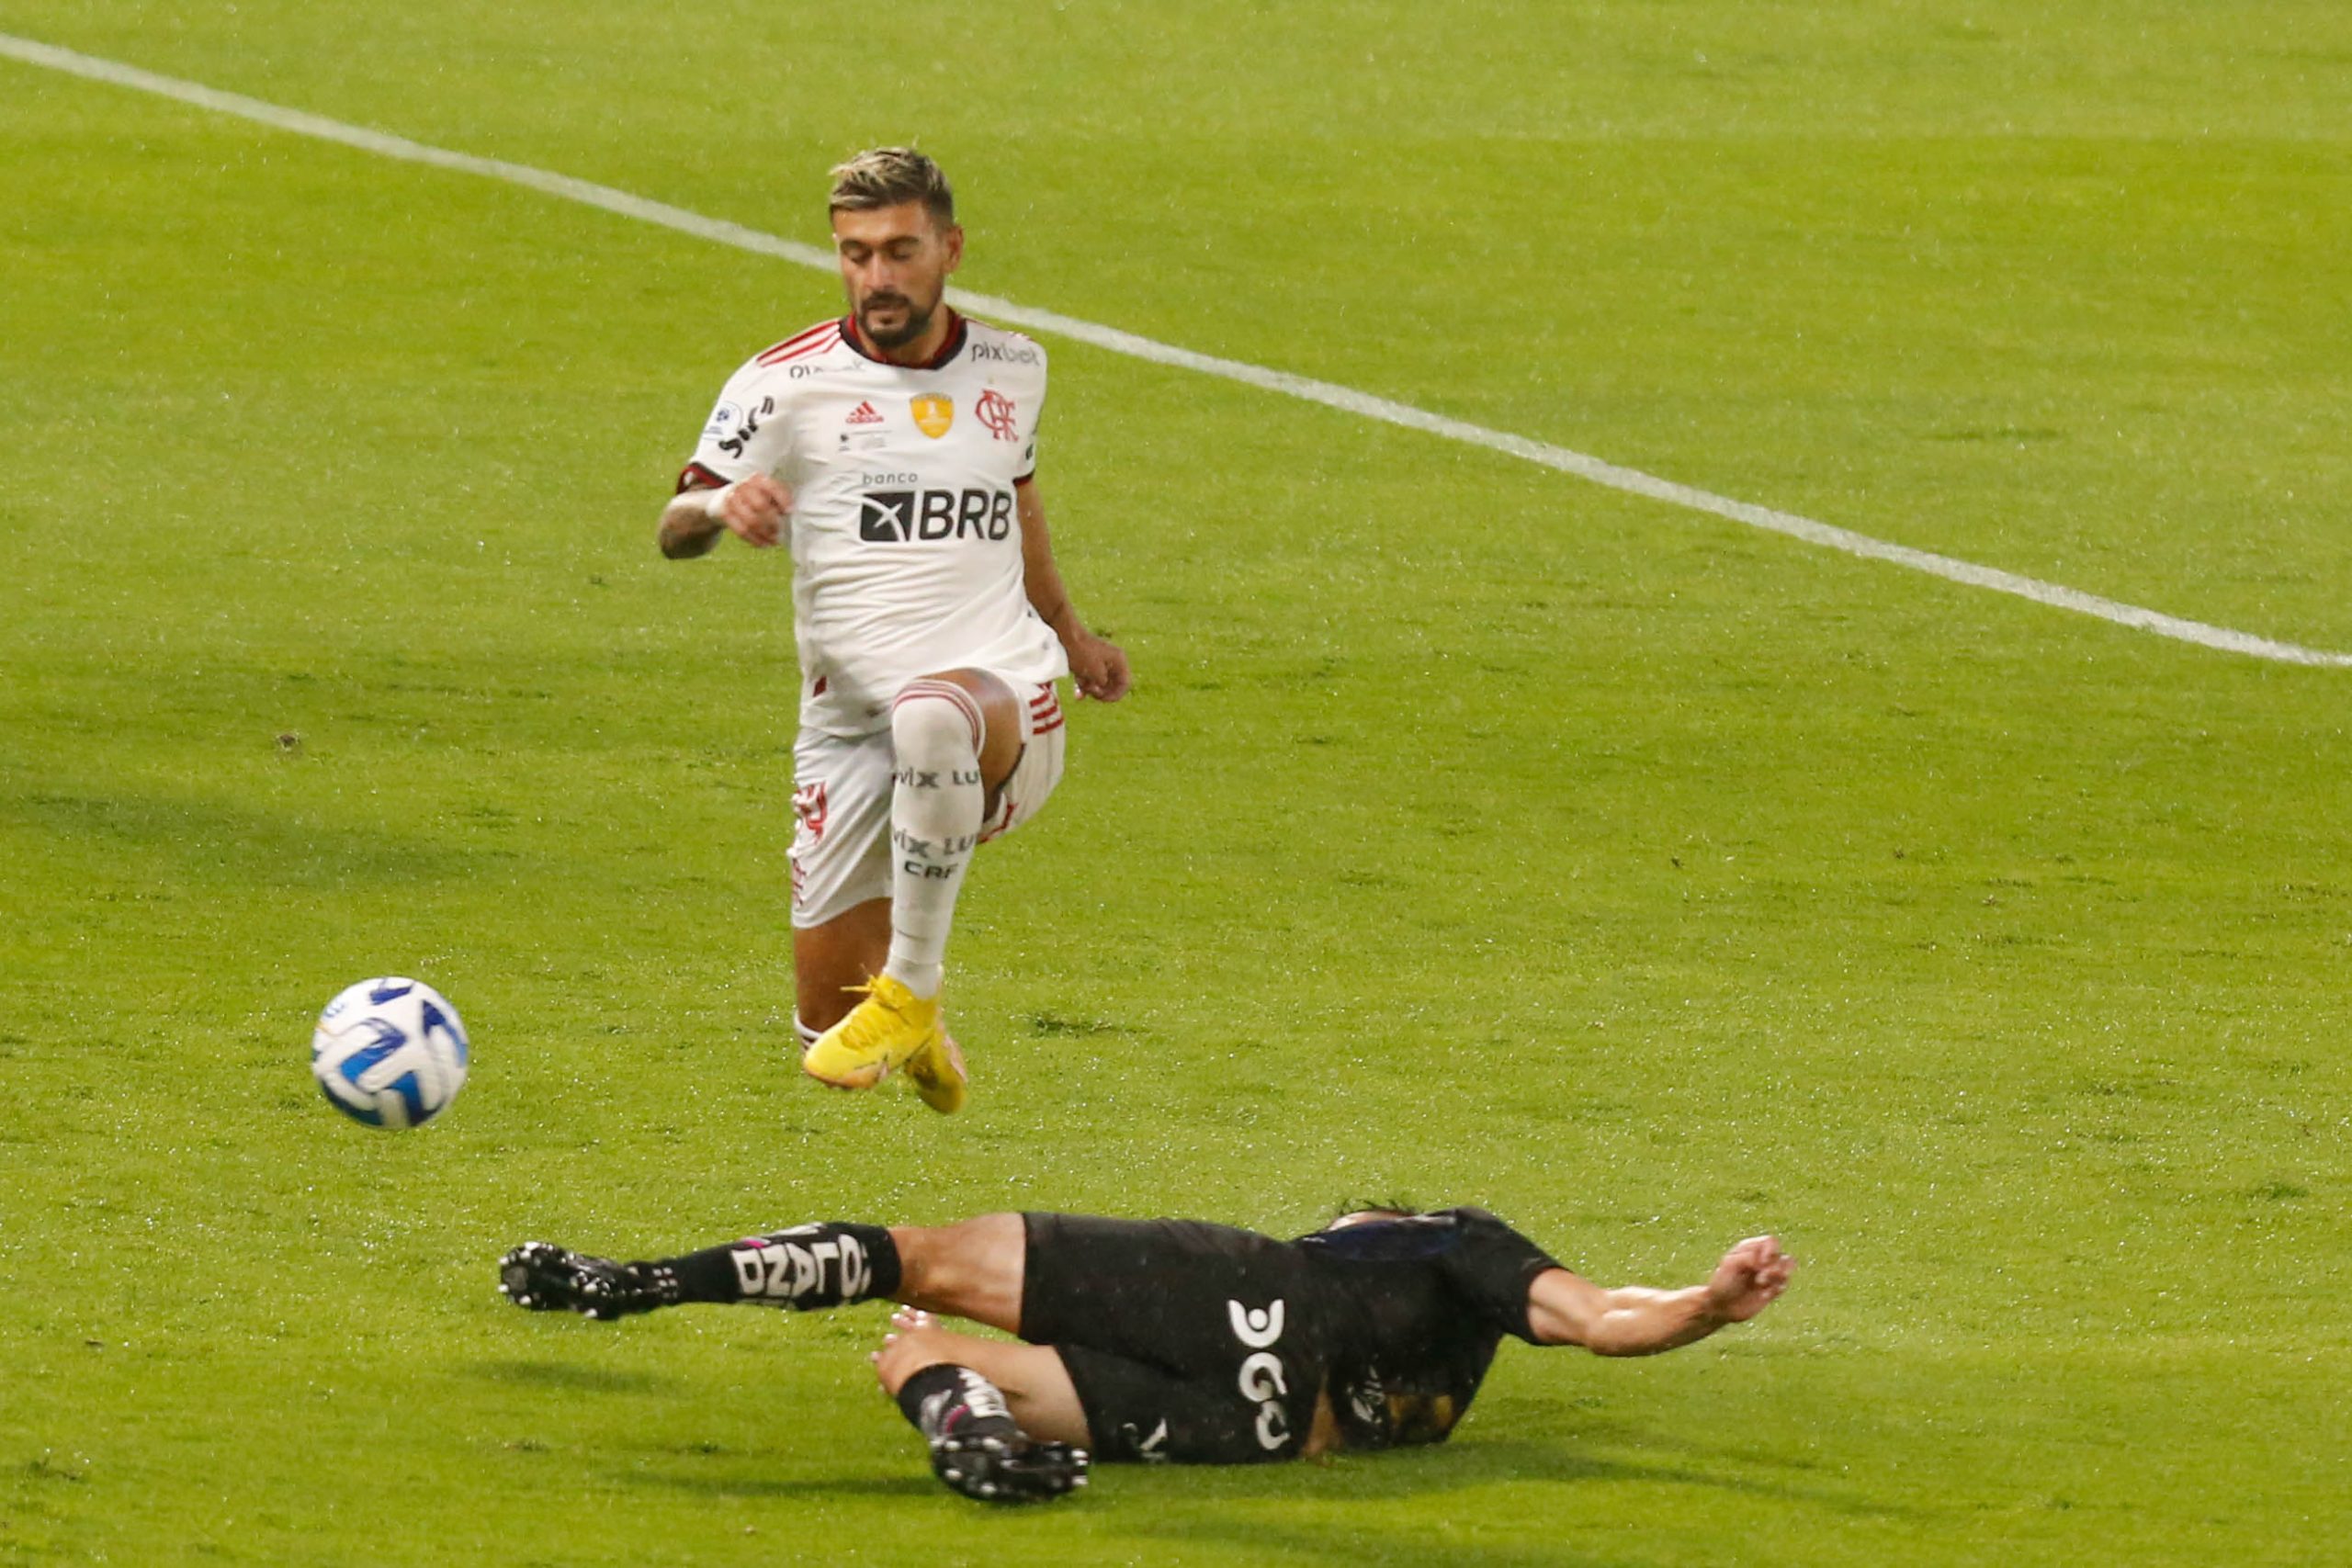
[882,681,986,998]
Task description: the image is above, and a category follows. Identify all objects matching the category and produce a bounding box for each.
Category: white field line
[6,30,2347,669]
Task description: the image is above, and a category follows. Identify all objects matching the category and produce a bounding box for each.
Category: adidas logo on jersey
[844,400,885,426]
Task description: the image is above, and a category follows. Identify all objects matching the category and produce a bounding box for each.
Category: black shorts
[1019,1213,1326,1464]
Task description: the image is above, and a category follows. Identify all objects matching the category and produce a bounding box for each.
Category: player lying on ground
[656,146,1130,1115]
[500,1207,1793,1503]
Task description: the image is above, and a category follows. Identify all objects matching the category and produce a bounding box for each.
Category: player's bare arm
[658,473,792,558]
[1524,1235,1793,1355]
[1016,479,1131,702]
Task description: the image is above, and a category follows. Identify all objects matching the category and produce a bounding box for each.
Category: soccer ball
[311,977,470,1129]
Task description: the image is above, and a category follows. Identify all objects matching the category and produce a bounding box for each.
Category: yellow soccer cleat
[904,1028,968,1115]
[801,974,941,1091]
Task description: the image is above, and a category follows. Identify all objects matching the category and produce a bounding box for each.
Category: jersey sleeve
[1015,349,1046,484]
[1430,1209,1565,1343]
[678,363,788,492]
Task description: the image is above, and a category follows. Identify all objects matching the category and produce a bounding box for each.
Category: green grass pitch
[2,3,2347,1562]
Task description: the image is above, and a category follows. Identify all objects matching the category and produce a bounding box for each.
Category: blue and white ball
[311,977,469,1129]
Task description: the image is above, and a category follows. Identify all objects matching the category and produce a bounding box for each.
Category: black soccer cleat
[928,1434,1090,1505]
[498,1242,672,1321]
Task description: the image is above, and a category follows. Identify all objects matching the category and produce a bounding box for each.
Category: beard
[858,290,937,350]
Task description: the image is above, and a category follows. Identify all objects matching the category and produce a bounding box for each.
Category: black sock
[638,1223,901,1309]
[897,1362,1022,1447]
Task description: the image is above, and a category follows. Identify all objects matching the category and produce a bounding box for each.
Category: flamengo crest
[977,389,1020,442]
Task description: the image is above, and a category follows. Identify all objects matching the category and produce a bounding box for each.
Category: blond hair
[827,147,956,226]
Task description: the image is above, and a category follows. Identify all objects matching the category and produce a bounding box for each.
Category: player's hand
[1702,1235,1792,1324]
[708,473,792,547]
[1067,632,1130,703]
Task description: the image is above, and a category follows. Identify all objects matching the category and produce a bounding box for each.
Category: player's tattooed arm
[1015,479,1131,702]
[660,474,791,558]
[1524,1235,1792,1356]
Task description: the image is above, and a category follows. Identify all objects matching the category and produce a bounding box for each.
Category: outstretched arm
[1524,1235,1792,1356]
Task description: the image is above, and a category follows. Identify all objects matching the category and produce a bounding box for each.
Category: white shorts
[788,679,1068,929]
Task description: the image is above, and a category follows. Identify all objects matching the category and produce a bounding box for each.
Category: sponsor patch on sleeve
[702,400,744,441]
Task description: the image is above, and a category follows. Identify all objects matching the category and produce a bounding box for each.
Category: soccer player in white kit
[656,149,1130,1113]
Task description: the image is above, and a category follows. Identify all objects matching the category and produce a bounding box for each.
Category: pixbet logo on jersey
[859,487,1016,543]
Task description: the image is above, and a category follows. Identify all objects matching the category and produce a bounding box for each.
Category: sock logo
[890,766,984,794]
[730,1230,870,1306]
[892,829,978,858]
[957,1370,1012,1423]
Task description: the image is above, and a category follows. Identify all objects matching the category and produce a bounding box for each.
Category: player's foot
[498,1242,669,1321]
[929,1433,1090,1505]
[904,1028,967,1115]
[801,975,941,1091]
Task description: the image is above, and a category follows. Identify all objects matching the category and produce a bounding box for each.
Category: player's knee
[894,1229,970,1306]
[890,682,984,772]
[894,1215,1022,1318]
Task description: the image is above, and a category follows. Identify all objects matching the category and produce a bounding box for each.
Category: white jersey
[681,310,1067,738]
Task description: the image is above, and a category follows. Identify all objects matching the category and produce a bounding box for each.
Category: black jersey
[1294,1207,1564,1451]
[1017,1208,1563,1465]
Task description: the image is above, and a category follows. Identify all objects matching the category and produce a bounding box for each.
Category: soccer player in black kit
[500,1208,1793,1503]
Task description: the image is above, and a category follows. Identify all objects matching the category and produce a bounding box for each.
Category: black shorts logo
[859,488,1016,543]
